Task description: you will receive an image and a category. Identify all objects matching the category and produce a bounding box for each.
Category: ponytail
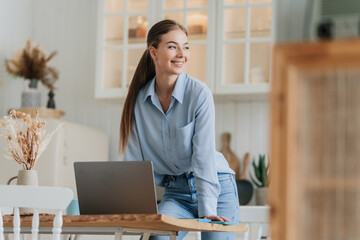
[119,19,187,153]
[119,49,155,153]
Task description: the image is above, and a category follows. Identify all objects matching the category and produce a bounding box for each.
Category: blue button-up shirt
[124,72,234,217]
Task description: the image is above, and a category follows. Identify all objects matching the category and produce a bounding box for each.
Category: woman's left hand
[203,215,231,222]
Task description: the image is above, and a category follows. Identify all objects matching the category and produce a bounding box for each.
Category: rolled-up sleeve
[191,87,221,217]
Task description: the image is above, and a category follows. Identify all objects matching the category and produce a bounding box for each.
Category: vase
[7,170,39,215]
[21,79,41,108]
[46,90,56,109]
[7,170,39,186]
[255,187,268,205]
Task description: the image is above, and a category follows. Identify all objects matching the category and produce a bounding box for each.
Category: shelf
[8,108,65,119]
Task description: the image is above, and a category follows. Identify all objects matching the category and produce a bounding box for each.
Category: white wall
[0,0,33,112]
[215,100,269,165]
[0,0,269,166]
[275,0,311,42]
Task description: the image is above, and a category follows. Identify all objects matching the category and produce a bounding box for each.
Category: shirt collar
[143,73,186,104]
[143,76,156,103]
[172,73,185,104]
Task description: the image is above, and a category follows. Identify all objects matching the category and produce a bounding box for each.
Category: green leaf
[259,155,265,183]
[253,160,261,180]
[259,155,267,187]
[250,173,262,188]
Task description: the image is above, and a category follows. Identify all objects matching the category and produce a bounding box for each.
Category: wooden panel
[215,101,269,161]
[249,101,265,155]
[295,69,360,240]
[236,102,251,157]
[270,39,360,240]
[215,102,235,151]
[262,101,269,154]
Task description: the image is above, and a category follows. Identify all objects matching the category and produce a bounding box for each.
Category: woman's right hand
[203,215,231,222]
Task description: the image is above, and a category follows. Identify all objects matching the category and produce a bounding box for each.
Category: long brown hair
[119,19,188,153]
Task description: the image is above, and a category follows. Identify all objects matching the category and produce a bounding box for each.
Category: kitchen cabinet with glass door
[95,0,274,99]
[95,0,149,98]
[215,0,273,95]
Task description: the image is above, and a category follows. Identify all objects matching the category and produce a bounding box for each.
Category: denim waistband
[165,172,233,182]
[165,172,193,182]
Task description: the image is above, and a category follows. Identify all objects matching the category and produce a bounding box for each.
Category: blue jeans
[150,172,240,240]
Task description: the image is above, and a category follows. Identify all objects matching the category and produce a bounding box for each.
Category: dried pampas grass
[0,110,63,170]
[5,40,59,90]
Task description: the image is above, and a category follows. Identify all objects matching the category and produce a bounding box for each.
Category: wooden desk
[3,214,247,240]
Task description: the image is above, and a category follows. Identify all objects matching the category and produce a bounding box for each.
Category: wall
[275,0,311,42]
[215,100,269,164]
[0,0,269,168]
[0,0,33,112]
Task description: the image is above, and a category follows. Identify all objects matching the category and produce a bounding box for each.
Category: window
[95,0,274,98]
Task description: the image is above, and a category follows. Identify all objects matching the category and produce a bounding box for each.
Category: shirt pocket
[175,120,195,160]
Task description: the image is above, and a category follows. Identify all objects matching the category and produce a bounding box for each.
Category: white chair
[0,185,73,240]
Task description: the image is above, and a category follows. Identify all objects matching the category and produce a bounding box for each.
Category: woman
[120,19,240,240]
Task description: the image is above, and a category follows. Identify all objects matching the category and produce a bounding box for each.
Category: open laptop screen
[74,161,158,214]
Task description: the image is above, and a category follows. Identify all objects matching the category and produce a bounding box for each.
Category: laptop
[74,161,158,215]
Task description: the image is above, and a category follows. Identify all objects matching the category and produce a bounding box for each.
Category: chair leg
[62,234,73,240]
[0,209,3,240]
[142,233,151,240]
[248,223,262,240]
[13,207,20,240]
[31,209,39,240]
[52,211,63,240]
[169,232,177,240]
[114,231,123,240]
[74,235,81,240]
[61,235,68,240]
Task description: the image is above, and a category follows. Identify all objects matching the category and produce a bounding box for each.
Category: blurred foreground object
[270,39,360,240]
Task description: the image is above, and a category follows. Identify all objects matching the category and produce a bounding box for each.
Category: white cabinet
[95,0,149,98]
[95,0,274,98]
[215,0,273,95]
[155,0,215,90]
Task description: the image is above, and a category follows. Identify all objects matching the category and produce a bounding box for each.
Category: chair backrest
[0,185,73,240]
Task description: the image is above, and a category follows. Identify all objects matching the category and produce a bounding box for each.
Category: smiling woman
[149,30,190,78]
[119,19,240,240]
[148,29,190,113]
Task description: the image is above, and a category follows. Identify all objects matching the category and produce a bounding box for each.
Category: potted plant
[250,154,270,205]
[5,39,59,108]
[0,110,63,185]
